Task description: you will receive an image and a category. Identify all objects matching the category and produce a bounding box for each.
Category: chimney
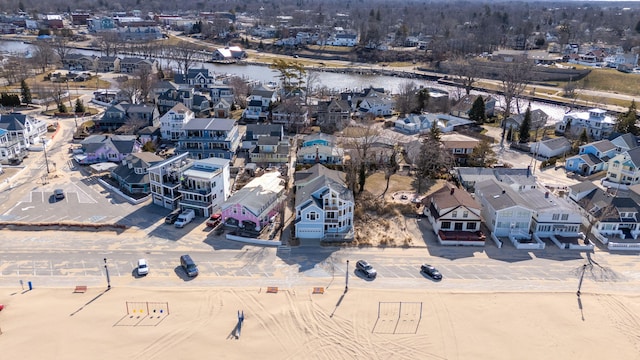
[545,192,549,198]
[450,187,455,195]
[502,190,506,194]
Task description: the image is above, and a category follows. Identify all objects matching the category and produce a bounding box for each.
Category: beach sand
[1,286,639,360]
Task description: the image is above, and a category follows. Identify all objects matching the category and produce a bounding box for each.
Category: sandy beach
[1,286,639,360]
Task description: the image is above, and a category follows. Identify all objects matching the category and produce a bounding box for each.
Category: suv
[206,213,222,228]
[165,210,181,224]
[137,258,149,276]
[420,264,442,280]
[53,189,65,200]
[180,254,198,277]
[355,260,377,279]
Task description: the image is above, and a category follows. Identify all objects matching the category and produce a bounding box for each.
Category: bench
[266,286,278,294]
[312,287,325,294]
[73,285,87,293]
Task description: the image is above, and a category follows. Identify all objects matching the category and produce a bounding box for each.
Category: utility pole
[43,141,50,174]
[345,260,349,293]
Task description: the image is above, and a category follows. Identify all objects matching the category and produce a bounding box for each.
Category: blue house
[565,140,617,175]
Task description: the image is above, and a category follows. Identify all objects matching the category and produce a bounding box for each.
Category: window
[307,212,318,221]
[463,211,469,218]
[441,221,451,229]
[452,211,457,218]
[561,214,569,221]
[552,214,560,220]
[466,222,477,230]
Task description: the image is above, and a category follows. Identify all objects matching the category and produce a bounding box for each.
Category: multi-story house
[611,133,639,153]
[178,118,240,160]
[242,124,284,150]
[294,164,354,241]
[242,84,277,122]
[156,88,210,116]
[249,136,290,165]
[159,103,194,142]
[97,102,160,132]
[423,183,484,244]
[0,113,47,149]
[316,98,351,132]
[119,57,157,74]
[221,171,285,234]
[605,147,640,186]
[178,157,231,217]
[565,139,617,175]
[474,179,534,237]
[174,67,216,89]
[555,108,615,140]
[271,103,309,132]
[450,94,496,119]
[110,152,164,194]
[149,152,193,210]
[0,128,25,164]
[211,99,231,118]
[96,56,121,72]
[297,133,343,165]
[519,189,583,235]
[61,54,97,71]
[569,183,640,244]
[441,133,480,165]
[209,85,235,105]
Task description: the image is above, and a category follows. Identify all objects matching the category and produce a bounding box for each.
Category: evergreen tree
[468,96,486,124]
[20,80,32,104]
[429,120,441,142]
[615,100,639,135]
[75,99,85,113]
[58,103,67,113]
[579,128,589,145]
[518,106,532,143]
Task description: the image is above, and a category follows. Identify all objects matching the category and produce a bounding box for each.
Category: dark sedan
[420,264,442,280]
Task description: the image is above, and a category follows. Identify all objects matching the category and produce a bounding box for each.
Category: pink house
[221,172,285,233]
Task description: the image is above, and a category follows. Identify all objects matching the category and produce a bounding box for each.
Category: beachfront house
[221,171,286,234]
[474,179,534,237]
[294,164,354,241]
[178,157,231,217]
[423,183,484,245]
[148,152,193,210]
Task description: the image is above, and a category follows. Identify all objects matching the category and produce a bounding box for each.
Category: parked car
[355,260,377,279]
[180,254,198,277]
[165,210,181,225]
[206,213,222,228]
[137,258,149,276]
[420,264,442,280]
[174,209,195,228]
[53,189,65,200]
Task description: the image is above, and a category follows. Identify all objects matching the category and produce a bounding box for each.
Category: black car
[53,189,65,200]
[421,264,442,280]
[164,211,181,224]
[355,260,377,279]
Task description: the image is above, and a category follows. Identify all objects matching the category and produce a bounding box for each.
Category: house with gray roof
[474,179,534,237]
[316,98,351,133]
[529,137,571,159]
[0,128,25,164]
[610,133,639,153]
[456,167,535,192]
[242,124,284,149]
[242,84,277,122]
[177,118,240,160]
[565,139,617,175]
[502,109,549,131]
[604,147,640,187]
[294,164,354,241]
[0,113,47,149]
[97,102,159,132]
[110,152,164,194]
[76,134,141,164]
[174,67,216,89]
[249,136,289,165]
[178,157,231,217]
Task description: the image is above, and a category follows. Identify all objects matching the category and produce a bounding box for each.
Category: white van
[174,209,195,228]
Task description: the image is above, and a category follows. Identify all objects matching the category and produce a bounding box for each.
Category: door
[454,222,463,231]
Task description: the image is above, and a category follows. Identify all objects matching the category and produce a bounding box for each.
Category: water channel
[1,40,570,123]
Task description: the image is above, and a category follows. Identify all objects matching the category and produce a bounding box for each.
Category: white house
[519,188,583,235]
[530,137,571,159]
[148,152,194,210]
[605,147,640,186]
[294,165,354,241]
[555,108,615,140]
[178,157,230,217]
[0,113,48,149]
[159,103,194,141]
[475,179,534,237]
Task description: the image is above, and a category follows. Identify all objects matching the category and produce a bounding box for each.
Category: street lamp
[103,258,111,290]
[345,260,349,293]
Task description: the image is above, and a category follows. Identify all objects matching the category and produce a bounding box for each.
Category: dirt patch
[0,222,128,233]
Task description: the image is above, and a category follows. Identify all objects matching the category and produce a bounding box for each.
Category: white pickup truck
[174,209,195,228]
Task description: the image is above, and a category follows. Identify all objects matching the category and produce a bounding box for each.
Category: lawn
[559,68,640,97]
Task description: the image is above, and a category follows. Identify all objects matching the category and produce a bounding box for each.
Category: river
[0,40,570,123]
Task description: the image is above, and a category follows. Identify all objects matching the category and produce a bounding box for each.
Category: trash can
[28,281,33,290]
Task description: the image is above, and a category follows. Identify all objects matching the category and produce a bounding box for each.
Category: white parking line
[72,181,98,204]
[33,260,36,276]
[82,260,86,276]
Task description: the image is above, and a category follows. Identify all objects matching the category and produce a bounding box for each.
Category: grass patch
[560,68,640,97]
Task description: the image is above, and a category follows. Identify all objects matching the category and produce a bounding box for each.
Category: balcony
[179,187,212,196]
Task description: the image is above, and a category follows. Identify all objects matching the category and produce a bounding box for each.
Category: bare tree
[395,81,419,116]
[228,76,250,108]
[51,35,71,65]
[123,115,148,134]
[449,57,479,96]
[341,121,380,194]
[98,32,123,57]
[32,39,56,73]
[170,42,204,76]
[304,71,320,105]
[499,56,532,120]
